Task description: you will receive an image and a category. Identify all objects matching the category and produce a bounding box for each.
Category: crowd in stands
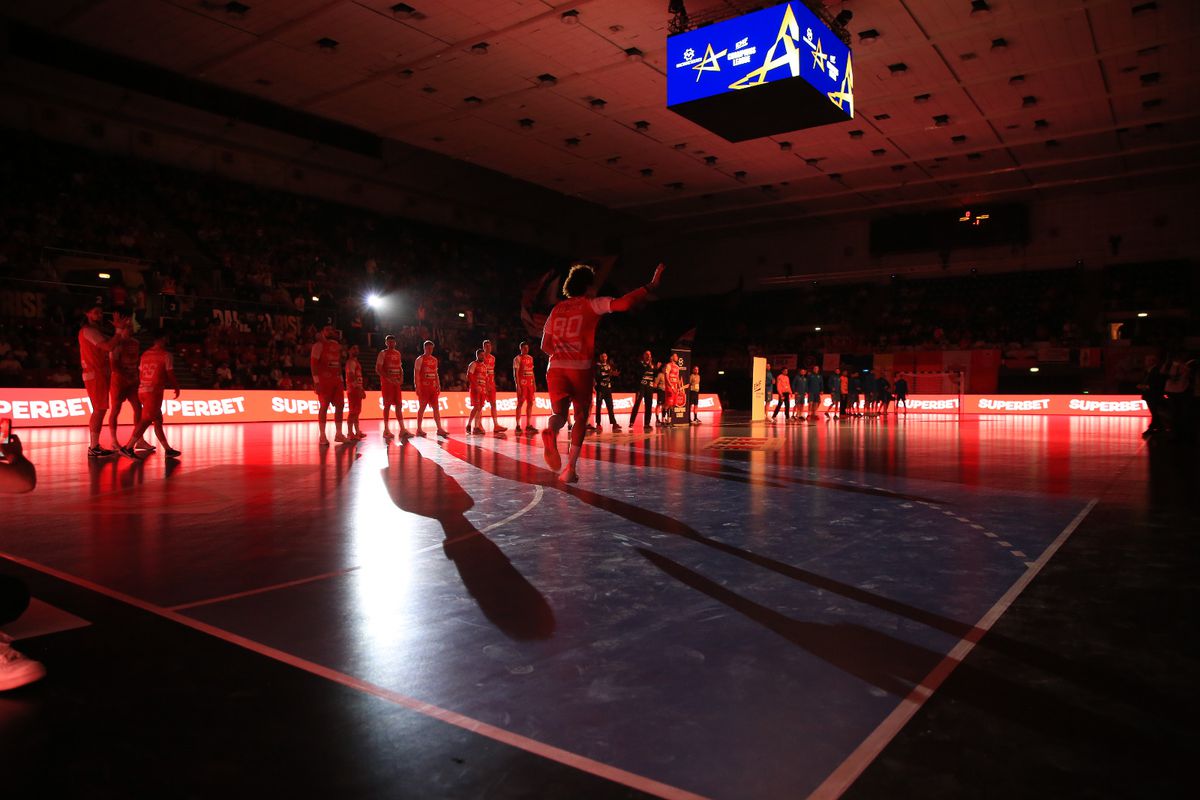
[1,129,1195,394]
[0,129,652,391]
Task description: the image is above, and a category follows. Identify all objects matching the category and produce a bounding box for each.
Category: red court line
[168,567,362,611]
[0,549,710,800]
[807,497,1100,800]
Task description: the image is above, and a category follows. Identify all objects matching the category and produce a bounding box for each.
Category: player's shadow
[380,440,554,640]
[440,436,966,637]
[440,438,1186,721]
[635,548,1158,746]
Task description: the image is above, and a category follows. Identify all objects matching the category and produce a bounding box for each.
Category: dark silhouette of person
[380,440,554,640]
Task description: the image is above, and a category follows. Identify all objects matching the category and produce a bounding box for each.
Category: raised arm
[609,263,664,313]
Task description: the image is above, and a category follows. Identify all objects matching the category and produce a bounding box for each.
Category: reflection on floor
[2,413,1190,799]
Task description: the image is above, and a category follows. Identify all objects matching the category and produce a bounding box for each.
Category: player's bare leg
[560,395,592,483]
[128,396,153,449]
[318,404,330,445]
[490,401,507,434]
[541,395,569,472]
[431,403,449,437]
[334,405,346,442]
[396,403,412,438]
[382,402,394,439]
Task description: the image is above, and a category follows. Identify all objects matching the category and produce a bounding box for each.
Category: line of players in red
[76,261,667,482]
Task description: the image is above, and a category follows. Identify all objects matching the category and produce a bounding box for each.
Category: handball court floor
[1,412,1195,799]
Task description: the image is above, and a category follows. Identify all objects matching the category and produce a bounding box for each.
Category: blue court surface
[2,414,1136,799]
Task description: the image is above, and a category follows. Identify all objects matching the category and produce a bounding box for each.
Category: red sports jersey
[514,354,535,386]
[138,348,175,393]
[376,348,403,384]
[468,360,488,389]
[345,358,364,391]
[111,337,140,378]
[78,326,111,382]
[311,338,342,379]
[540,296,613,371]
[415,355,439,388]
[483,353,497,387]
[665,361,682,391]
[776,374,792,395]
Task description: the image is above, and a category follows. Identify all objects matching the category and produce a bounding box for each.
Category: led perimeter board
[666,2,854,142]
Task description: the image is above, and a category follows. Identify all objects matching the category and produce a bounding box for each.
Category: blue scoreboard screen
[666,2,854,142]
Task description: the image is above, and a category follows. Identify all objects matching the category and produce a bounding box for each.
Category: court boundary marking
[807,496,1099,800]
[0,548,708,800]
[167,567,362,612]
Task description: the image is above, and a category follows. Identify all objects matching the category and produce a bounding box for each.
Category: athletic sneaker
[525,426,538,435]
[0,634,46,691]
[416,430,427,438]
[164,448,182,458]
[334,433,347,442]
[436,429,450,438]
[643,425,653,432]
[382,430,394,440]
[87,445,115,458]
[494,425,508,433]
[319,437,330,446]
[134,441,155,451]
[399,430,413,439]
[612,424,622,432]
[541,429,562,471]
[118,445,139,459]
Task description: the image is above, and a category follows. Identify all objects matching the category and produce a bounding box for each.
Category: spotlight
[311,296,320,302]
[98,272,111,279]
[717,370,725,375]
[458,312,466,318]
[1029,367,1040,373]
[1137,312,1149,317]
[366,294,382,309]
[814,326,822,331]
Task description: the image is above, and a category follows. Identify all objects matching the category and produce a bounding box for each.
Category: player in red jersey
[345,344,366,440]
[481,339,507,435]
[541,262,664,482]
[119,330,180,458]
[78,301,129,457]
[663,352,685,426]
[310,322,346,445]
[465,349,487,435]
[513,341,537,434]
[375,334,410,439]
[108,312,152,453]
[413,340,449,437]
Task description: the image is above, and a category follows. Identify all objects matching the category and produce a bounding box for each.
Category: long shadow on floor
[381,440,554,640]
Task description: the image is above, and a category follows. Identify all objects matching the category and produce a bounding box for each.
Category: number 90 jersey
[541,296,612,371]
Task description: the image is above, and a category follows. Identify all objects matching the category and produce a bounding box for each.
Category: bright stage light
[98,272,111,279]
[1030,367,1040,373]
[1137,312,1148,317]
[366,294,382,309]
[311,296,320,302]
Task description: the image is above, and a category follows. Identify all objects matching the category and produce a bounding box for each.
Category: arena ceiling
[8,0,1200,227]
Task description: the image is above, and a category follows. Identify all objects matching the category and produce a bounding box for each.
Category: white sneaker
[0,634,47,691]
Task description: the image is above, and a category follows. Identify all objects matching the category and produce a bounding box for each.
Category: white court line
[807,497,1100,800]
[413,484,545,555]
[168,567,362,612]
[0,548,708,800]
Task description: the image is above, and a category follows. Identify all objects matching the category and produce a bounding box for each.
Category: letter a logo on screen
[693,42,727,81]
[728,4,802,90]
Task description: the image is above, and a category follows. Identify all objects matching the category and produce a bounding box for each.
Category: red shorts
[416,385,439,408]
[381,381,401,406]
[85,374,111,411]
[547,368,593,411]
[110,374,139,408]
[348,388,364,415]
[517,383,535,403]
[315,376,344,408]
[138,390,164,422]
[470,385,488,408]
